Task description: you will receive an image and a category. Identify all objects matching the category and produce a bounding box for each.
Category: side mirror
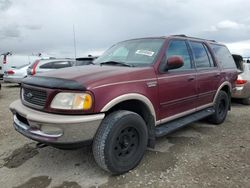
[165,56,184,70]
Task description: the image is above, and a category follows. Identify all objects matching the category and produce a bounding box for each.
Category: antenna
[73,24,77,59]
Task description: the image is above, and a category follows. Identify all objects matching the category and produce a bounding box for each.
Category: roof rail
[172,34,187,37]
[171,34,216,42]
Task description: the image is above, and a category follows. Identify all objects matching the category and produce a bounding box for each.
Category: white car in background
[0,53,42,78]
[27,58,75,76]
[3,64,29,84]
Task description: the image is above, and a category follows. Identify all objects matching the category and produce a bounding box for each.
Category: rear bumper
[232,84,250,99]
[9,100,105,145]
[3,76,24,84]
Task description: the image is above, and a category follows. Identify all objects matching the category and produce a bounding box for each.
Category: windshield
[94,38,164,67]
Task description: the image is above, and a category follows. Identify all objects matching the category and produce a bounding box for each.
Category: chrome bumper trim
[14,115,62,138]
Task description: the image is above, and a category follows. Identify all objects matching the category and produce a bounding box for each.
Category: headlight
[50,92,93,110]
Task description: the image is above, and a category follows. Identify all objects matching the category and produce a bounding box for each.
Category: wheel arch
[213,81,232,109]
[100,93,157,148]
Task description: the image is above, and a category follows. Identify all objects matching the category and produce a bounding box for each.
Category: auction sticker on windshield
[135,50,155,56]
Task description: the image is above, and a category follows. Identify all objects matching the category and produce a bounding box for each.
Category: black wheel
[242,97,250,105]
[209,90,229,124]
[93,110,148,174]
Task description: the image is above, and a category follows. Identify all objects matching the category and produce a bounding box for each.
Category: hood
[22,65,156,90]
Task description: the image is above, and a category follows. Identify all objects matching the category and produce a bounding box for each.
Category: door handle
[187,77,195,81]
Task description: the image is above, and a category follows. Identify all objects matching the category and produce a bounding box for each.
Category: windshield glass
[94,38,164,67]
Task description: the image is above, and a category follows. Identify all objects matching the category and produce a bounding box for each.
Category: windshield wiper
[100,61,134,67]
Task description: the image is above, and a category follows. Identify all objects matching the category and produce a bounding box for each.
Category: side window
[210,44,236,69]
[204,44,215,67]
[40,62,53,69]
[166,40,192,70]
[52,61,72,69]
[190,42,211,68]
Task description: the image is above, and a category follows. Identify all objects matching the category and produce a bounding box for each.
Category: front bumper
[9,100,105,145]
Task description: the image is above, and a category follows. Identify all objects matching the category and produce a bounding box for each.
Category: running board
[155,107,215,137]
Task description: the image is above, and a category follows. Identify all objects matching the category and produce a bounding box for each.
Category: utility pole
[73,24,77,59]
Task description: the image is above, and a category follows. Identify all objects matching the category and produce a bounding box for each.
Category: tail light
[235,79,247,85]
[3,55,7,64]
[7,70,15,75]
[32,60,39,75]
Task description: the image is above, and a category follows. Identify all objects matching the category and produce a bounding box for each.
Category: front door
[157,39,197,123]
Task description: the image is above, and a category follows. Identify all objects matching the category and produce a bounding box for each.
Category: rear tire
[93,110,148,174]
[209,90,229,124]
[242,97,250,105]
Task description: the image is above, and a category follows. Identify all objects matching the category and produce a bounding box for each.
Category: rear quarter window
[40,61,73,69]
[189,41,212,68]
[40,62,53,69]
[210,44,236,69]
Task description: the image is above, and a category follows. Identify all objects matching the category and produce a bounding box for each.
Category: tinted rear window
[210,44,236,69]
[190,42,211,68]
[75,60,93,66]
[40,61,73,69]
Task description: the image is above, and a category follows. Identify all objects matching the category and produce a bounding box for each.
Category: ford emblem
[26,92,33,99]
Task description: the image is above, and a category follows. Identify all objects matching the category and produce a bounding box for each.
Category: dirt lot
[0,82,249,188]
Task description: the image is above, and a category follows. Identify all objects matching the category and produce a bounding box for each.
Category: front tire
[209,90,229,124]
[93,110,148,174]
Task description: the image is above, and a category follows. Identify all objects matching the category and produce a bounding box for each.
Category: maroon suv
[10,35,237,174]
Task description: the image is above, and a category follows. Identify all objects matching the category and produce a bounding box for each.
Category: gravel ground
[0,82,249,188]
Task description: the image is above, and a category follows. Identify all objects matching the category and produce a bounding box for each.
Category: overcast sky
[1,0,250,58]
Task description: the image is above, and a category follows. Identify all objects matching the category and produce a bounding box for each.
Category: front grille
[22,86,47,108]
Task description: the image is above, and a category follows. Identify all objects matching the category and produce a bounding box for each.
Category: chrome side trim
[160,95,197,107]
[157,71,219,80]
[213,81,232,104]
[91,78,156,89]
[101,93,156,122]
[196,103,214,111]
[156,103,213,126]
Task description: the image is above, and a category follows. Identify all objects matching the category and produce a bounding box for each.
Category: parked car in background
[0,53,42,78]
[232,54,250,104]
[75,56,97,66]
[27,58,75,76]
[10,35,237,174]
[3,64,29,84]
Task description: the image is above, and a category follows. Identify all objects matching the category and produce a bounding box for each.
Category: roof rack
[171,34,216,42]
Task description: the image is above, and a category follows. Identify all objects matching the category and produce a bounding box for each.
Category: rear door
[157,39,197,122]
[189,41,221,108]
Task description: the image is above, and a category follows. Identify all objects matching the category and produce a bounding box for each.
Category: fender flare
[100,93,156,123]
[213,81,232,104]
